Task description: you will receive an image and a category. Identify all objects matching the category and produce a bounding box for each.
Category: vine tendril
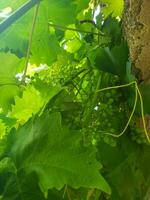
[22,2,40,84]
[96,81,150,143]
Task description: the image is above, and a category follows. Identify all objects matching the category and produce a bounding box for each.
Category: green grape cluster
[101,135,117,147]
[84,87,125,147]
[96,89,123,130]
[130,126,148,145]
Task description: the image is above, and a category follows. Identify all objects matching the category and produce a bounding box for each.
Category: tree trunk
[123,0,150,82]
[123,2,150,198]
[123,0,150,140]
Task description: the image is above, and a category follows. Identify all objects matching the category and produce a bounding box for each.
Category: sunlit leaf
[101,0,124,18]
[7,112,111,195]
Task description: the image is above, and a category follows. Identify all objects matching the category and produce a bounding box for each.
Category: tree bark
[123,0,150,146]
[123,0,150,82]
[123,3,150,198]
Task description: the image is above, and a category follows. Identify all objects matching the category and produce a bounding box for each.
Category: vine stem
[21,2,40,84]
[96,81,136,93]
[63,185,72,200]
[96,81,150,143]
[49,23,105,36]
[83,71,102,126]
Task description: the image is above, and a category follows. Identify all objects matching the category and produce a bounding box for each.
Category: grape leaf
[101,15,121,44]
[30,0,61,65]
[46,0,77,26]
[0,0,77,65]
[89,42,128,76]
[97,138,150,200]
[0,52,25,81]
[101,0,124,18]
[7,112,111,196]
[0,85,19,112]
[0,53,24,111]
[10,85,44,124]
[75,0,89,13]
[63,25,82,53]
[10,84,62,125]
[0,158,46,200]
[0,120,6,139]
[0,7,32,57]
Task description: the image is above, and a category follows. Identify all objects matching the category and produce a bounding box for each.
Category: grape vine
[0,0,149,200]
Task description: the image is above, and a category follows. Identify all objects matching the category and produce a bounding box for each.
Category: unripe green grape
[110,90,117,95]
[108,123,112,127]
[136,138,143,144]
[103,135,109,143]
[103,135,117,147]
[108,98,114,104]
[105,92,111,98]
[101,113,107,118]
[110,128,115,133]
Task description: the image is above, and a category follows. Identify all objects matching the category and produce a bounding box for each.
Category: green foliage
[0,52,24,111]
[98,138,150,200]
[10,82,62,125]
[3,112,110,198]
[100,0,124,18]
[0,0,149,199]
[88,41,128,76]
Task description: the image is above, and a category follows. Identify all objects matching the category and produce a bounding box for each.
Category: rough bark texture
[123,0,150,146]
[123,0,150,82]
[123,3,150,198]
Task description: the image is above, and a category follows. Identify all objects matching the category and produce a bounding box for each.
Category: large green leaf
[0,5,32,56]
[10,83,62,124]
[0,158,46,200]
[101,0,124,18]
[0,85,19,112]
[63,25,82,53]
[7,112,111,196]
[0,52,24,81]
[30,0,61,65]
[46,0,76,26]
[89,42,128,76]
[0,0,77,65]
[0,53,24,111]
[101,15,122,44]
[75,0,89,13]
[10,85,44,124]
[97,137,150,200]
